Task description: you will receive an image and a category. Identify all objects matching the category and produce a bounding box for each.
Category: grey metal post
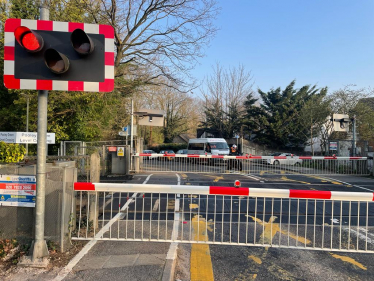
[61,166,66,252]
[26,95,29,156]
[130,99,134,170]
[352,115,356,157]
[31,2,50,261]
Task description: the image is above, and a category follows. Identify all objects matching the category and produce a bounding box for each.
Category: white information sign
[0,132,55,144]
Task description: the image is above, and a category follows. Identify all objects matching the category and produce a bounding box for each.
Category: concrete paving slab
[102,254,139,268]
[135,254,166,266]
[86,241,170,257]
[65,265,165,281]
[74,256,111,271]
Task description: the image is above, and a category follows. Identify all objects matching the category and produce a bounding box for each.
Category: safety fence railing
[134,153,370,175]
[72,182,374,253]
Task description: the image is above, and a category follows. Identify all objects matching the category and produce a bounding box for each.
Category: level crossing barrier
[134,153,370,176]
[72,182,374,253]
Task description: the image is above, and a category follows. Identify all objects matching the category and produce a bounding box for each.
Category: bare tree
[330,84,373,114]
[200,63,255,137]
[77,0,219,92]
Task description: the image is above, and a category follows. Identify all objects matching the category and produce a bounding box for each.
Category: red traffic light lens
[71,29,94,55]
[44,49,70,74]
[22,32,41,51]
[14,26,44,52]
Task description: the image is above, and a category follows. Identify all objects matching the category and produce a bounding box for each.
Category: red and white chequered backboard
[4,18,114,92]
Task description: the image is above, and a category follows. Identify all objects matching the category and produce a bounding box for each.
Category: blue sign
[0,194,35,203]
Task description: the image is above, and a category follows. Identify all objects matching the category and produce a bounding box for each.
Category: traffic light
[14,26,44,52]
[4,19,114,92]
[332,114,350,132]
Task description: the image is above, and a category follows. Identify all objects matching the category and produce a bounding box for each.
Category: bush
[0,142,26,163]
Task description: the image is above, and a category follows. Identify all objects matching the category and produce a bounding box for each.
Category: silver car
[267,152,302,166]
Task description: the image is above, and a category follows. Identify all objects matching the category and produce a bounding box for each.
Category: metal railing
[72,182,374,253]
[134,153,370,175]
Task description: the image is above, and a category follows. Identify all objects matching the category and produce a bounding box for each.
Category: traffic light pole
[352,115,356,157]
[31,2,50,261]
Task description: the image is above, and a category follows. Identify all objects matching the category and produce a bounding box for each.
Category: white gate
[72,182,374,253]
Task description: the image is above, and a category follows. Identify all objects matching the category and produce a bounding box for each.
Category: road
[65,171,374,281]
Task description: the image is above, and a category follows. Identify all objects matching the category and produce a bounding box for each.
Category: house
[172,133,195,144]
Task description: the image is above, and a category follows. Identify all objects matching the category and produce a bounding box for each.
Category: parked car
[267,152,302,166]
[158,150,175,161]
[175,149,188,161]
[142,149,158,160]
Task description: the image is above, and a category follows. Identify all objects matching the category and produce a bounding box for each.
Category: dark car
[175,149,188,161]
[158,150,175,161]
[142,149,157,160]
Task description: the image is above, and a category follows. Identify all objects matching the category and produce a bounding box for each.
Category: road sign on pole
[4,18,114,92]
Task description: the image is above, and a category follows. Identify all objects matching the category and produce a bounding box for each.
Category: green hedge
[148,143,188,153]
[0,142,26,163]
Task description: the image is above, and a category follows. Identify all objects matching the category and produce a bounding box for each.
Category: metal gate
[134,153,371,176]
[72,182,374,253]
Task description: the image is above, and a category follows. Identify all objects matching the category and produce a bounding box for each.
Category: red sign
[108,146,117,152]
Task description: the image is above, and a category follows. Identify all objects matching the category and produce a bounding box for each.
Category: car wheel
[295,162,301,167]
[274,160,280,165]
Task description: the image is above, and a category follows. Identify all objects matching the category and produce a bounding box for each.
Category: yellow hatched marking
[249,216,311,245]
[330,253,367,270]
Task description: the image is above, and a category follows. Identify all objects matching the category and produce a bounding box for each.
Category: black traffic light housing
[4,18,114,92]
[14,28,104,81]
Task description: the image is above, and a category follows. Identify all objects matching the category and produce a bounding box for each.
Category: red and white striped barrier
[136,153,367,160]
[74,182,374,202]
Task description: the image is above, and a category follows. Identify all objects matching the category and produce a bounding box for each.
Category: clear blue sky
[195,0,374,96]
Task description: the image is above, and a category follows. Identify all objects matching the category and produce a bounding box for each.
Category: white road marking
[342,227,374,245]
[54,174,153,281]
[242,174,262,181]
[153,199,160,212]
[165,174,181,261]
[318,176,374,192]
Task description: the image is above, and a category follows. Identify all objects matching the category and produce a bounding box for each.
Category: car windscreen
[270,152,282,156]
[209,142,229,149]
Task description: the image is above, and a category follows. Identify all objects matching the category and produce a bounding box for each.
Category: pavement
[53,170,374,281]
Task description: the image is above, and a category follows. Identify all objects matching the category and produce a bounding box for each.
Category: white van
[187,138,230,156]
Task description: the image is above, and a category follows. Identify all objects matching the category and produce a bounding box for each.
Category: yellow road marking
[167,199,175,210]
[191,215,214,281]
[281,176,310,185]
[260,171,265,176]
[181,173,188,178]
[249,255,262,265]
[186,182,191,185]
[213,176,224,182]
[189,203,199,209]
[330,253,367,270]
[249,216,311,245]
